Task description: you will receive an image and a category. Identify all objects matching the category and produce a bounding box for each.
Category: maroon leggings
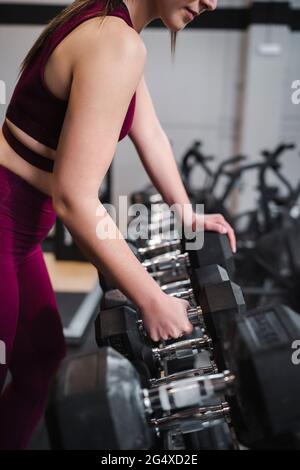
[0,164,66,449]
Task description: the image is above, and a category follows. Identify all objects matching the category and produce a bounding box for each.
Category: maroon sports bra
[2,0,136,173]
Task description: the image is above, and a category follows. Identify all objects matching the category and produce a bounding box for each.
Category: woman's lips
[184,7,195,21]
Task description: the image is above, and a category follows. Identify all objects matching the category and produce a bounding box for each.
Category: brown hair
[170,30,177,61]
[18,0,177,76]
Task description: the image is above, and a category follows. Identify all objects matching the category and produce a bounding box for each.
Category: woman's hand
[192,212,236,253]
[140,294,193,342]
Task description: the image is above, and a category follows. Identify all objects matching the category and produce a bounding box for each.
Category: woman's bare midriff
[0,16,108,198]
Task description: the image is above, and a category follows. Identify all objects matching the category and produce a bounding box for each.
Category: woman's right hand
[140,293,194,342]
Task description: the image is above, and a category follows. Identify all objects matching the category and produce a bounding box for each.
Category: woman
[0,0,234,449]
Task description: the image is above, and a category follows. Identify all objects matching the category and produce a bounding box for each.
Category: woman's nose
[201,0,217,11]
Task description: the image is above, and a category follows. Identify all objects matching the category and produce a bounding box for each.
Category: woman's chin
[162,15,186,32]
[164,21,185,32]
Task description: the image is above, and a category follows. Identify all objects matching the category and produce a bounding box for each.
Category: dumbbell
[161,279,192,295]
[46,347,233,450]
[99,264,246,372]
[127,218,179,248]
[162,263,246,345]
[98,265,232,336]
[169,287,196,305]
[182,231,235,278]
[128,188,177,237]
[99,231,235,293]
[100,286,196,310]
[156,264,246,373]
[137,239,181,260]
[126,239,181,263]
[129,224,233,265]
[221,304,300,447]
[98,288,213,380]
[119,236,235,301]
[99,289,218,385]
[47,304,300,449]
[98,239,182,293]
[130,186,163,206]
[128,214,177,236]
[146,210,174,227]
[140,214,177,233]
[148,360,219,387]
[142,231,234,284]
[95,305,212,376]
[190,265,246,333]
[123,232,235,289]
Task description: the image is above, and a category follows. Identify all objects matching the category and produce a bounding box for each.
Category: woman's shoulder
[70,15,145,67]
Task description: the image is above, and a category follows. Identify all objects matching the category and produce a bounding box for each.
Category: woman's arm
[129,75,236,251]
[52,18,193,341]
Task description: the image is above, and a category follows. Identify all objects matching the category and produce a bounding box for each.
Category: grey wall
[114,25,246,203]
[0,0,299,217]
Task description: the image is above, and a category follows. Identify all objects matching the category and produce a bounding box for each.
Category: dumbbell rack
[46,186,300,451]
[98,192,241,449]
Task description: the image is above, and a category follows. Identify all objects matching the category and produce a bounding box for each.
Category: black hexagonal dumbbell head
[225,304,300,447]
[191,264,246,335]
[95,305,211,376]
[46,347,234,450]
[100,288,134,310]
[48,308,300,450]
[182,231,235,279]
[98,289,206,380]
[189,264,246,370]
[45,347,152,450]
[95,305,148,363]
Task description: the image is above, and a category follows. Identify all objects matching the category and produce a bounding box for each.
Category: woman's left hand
[191,212,236,253]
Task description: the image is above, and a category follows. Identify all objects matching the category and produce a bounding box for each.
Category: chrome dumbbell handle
[149,193,164,204]
[146,371,234,413]
[149,402,231,432]
[152,269,188,287]
[143,253,189,274]
[138,239,181,259]
[140,218,176,232]
[169,288,195,305]
[149,365,217,387]
[161,279,191,294]
[152,335,212,361]
[138,208,173,224]
[143,231,179,245]
[186,306,203,327]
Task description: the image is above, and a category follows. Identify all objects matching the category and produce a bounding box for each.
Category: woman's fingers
[204,220,227,234]
[205,214,237,253]
[144,292,195,342]
[183,321,193,335]
[150,331,159,342]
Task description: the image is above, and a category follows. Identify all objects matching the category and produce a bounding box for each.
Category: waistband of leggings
[2,120,54,173]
